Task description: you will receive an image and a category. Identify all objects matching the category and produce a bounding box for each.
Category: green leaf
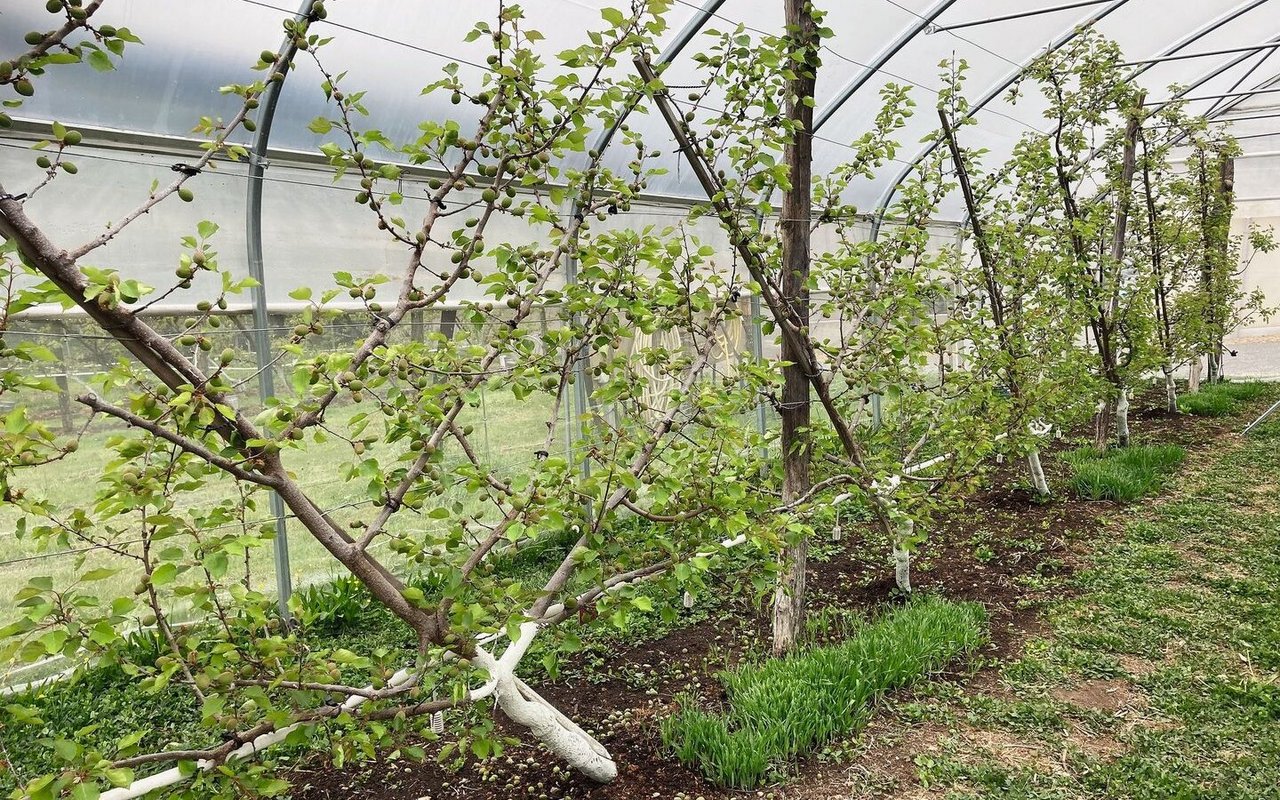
[150,563,178,586]
[86,50,114,72]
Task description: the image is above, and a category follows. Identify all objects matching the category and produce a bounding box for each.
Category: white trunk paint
[474,624,616,782]
[491,673,616,781]
[1116,389,1130,447]
[893,518,913,594]
[1165,369,1178,413]
[1027,448,1050,497]
[1188,358,1202,393]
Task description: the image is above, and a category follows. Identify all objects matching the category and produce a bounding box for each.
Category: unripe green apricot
[178,187,194,202]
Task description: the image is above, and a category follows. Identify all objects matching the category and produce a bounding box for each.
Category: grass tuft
[660,596,987,788]
[1179,380,1274,417]
[1063,444,1186,502]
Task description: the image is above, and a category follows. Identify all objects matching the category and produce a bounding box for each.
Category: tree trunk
[1164,368,1178,413]
[893,518,914,593]
[493,675,617,782]
[1093,397,1115,454]
[1027,448,1050,497]
[1115,387,1130,447]
[474,643,616,782]
[1188,358,1202,393]
[771,0,818,658]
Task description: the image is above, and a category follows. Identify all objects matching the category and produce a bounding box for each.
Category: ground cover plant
[661,595,986,788]
[1062,443,1186,502]
[1177,379,1274,417]
[841,397,1280,799]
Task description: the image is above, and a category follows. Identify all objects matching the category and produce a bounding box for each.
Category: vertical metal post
[562,231,592,485]
[246,0,317,618]
[55,324,74,435]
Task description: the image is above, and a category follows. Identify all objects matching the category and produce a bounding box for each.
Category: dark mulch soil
[286,388,1244,800]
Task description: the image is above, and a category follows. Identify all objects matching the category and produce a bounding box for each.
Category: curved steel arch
[245,0,320,618]
[1203,45,1280,117]
[870,0,1276,235]
[812,0,962,133]
[868,0,1134,238]
[1157,32,1280,111]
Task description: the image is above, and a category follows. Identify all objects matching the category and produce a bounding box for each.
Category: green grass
[0,384,557,634]
[1062,444,1186,502]
[905,413,1280,799]
[660,596,987,788]
[1178,380,1274,417]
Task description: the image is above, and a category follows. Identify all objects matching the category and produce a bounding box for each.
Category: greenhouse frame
[3,0,1280,798]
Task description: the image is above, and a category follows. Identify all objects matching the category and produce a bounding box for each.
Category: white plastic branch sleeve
[827,425,1052,510]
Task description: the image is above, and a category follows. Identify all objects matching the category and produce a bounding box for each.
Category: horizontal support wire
[927,0,1109,34]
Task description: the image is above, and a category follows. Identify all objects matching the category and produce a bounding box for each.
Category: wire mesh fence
[0,298,780,659]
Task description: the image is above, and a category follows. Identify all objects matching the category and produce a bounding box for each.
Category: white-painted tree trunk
[772,539,808,656]
[893,518,913,593]
[492,674,616,782]
[1164,368,1178,413]
[473,626,617,783]
[1116,388,1130,448]
[1188,358,1202,393]
[1027,448,1050,497]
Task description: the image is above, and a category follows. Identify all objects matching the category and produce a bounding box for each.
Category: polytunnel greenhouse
[3,0,1280,797]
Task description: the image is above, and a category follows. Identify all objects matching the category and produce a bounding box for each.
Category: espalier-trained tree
[1011,31,1158,452]
[0,1,807,794]
[1178,132,1274,389]
[639,3,996,613]
[937,60,1095,496]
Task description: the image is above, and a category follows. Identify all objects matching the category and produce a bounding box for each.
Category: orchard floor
[285,389,1280,800]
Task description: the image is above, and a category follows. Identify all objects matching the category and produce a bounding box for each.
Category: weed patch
[660,596,987,788]
[1063,445,1186,502]
[1178,380,1273,417]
